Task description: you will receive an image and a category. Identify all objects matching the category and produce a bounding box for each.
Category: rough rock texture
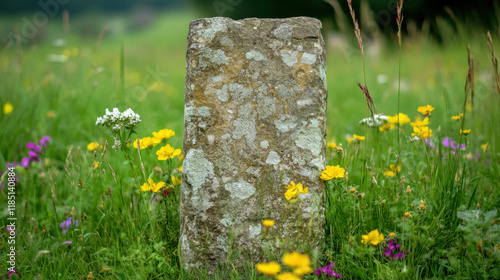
[181,17,327,272]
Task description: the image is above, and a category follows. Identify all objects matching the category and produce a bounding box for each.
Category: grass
[0,7,499,280]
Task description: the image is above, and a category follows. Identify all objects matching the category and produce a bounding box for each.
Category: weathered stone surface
[181,16,327,272]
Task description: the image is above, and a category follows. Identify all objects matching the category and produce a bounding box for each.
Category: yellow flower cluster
[320,165,345,181]
[256,252,312,279]
[361,229,384,246]
[417,105,435,116]
[140,179,166,192]
[87,142,100,151]
[284,181,308,201]
[451,113,463,121]
[387,113,410,125]
[157,144,182,160]
[383,164,401,177]
[133,137,160,149]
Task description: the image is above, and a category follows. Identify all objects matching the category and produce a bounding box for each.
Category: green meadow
[0,8,499,279]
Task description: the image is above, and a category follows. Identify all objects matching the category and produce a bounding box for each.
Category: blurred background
[0,0,499,162]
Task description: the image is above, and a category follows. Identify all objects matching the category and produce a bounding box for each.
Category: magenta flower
[7,268,18,279]
[383,239,408,260]
[443,137,465,150]
[40,136,51,148]
[27,142,41,153]
[20,157,30,168]
[316,261,342,278]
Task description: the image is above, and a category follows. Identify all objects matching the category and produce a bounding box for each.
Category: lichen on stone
[280,49,299,67]
[224,178,256,199]
[266,151,281,165]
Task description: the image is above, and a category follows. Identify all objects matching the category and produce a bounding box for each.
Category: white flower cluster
[95,108,141,131]
[359,114,388,127]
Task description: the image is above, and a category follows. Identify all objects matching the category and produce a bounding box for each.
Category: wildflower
[389,232,396,237]
[262,219,275,228]
[62,240,73,245]
[384,239,408,259]
[256,261,281,276]
[3,102,13,114]
[425,138,435,148]
[379,123,395,131]
[133,138,145,149]
[282,252,313,276]
[7,268,18,279]
[481,143,489,150]
[87,142,99,151]
[350,187,357,194]
[162,187,174,196]
[20,157,30,168]
[95,108,141,132]
[141,137,160,148]
[102,267,110,272]
[320,165,345,180]
[172,176,182,185]
[140,179,165,192]
[383,164,401,177]
[87,271,94,279]
[411,126,433,139]
[156,144,181,160]
[443,137,466,150]
[460,129,471,135]
[359,114,387,127]
[347,138,354,144]
[417,105,434,116]
[153,129,175,142]
[404,212,412,219]
[315,261,342,278]
[387,113,410,125]
[284,181,308,201]
[451,113,463,121]
[60,217,78,235]
[405,186,411,194]
[275,272,301,280]
[40,136,50,148]
[381,200,386,206]
[418,200,426,210]
[92,161,99,168]
[362,229,384,246]
[410,117,429,127]
[353,134,365,141]
[327,142,337,149]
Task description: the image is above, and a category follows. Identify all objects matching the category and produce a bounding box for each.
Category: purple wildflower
[7,268,18,279]
[5,162,17,169]
[62,240,73,245]
[28,150,40,162]
[40,136,51,148]
[443,137,465,150]
[425,138,435,148]
[383,239,408,260]
[6,227,17,235]
[27,142,41,154]
[60,217,75,235]
[20,157,30,168]
[315,261,342,278]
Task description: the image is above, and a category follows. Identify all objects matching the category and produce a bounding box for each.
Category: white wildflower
[359,114,388,127]
[95,107,141,132]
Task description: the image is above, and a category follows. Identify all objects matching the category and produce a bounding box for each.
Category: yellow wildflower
[361,229,384,246]
[172,176,182,185]
[153,129,175,142]
[92,161,99,168]
[275,272,301,280]
[87,272,94,279]
[87,142,99,151]
[481,143,489,150]
[404,212,413,219]
[141,137,160,148]
[417,105,435,116]
[347,138,354,144]
[350,187,357,194]
[411,126,433,139]
[282,252,312,276]
[451,113,463,121]
[133,138,145,149]
[353,134,365,141]
[320,165,345,180]
[327,142,337,149]
[387,113,410,125]
[379,123,395,131]
[3,102,13,114]
[102,267,110,272]
[140,179,165,192]
[460,129,471,135]
[284,181,308,201]
[262,219,275,228]
[256,261,281,276]
[156,144,181,160]
[384,164,401,177]
[389,232,396,237]
[410,117,429,127]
